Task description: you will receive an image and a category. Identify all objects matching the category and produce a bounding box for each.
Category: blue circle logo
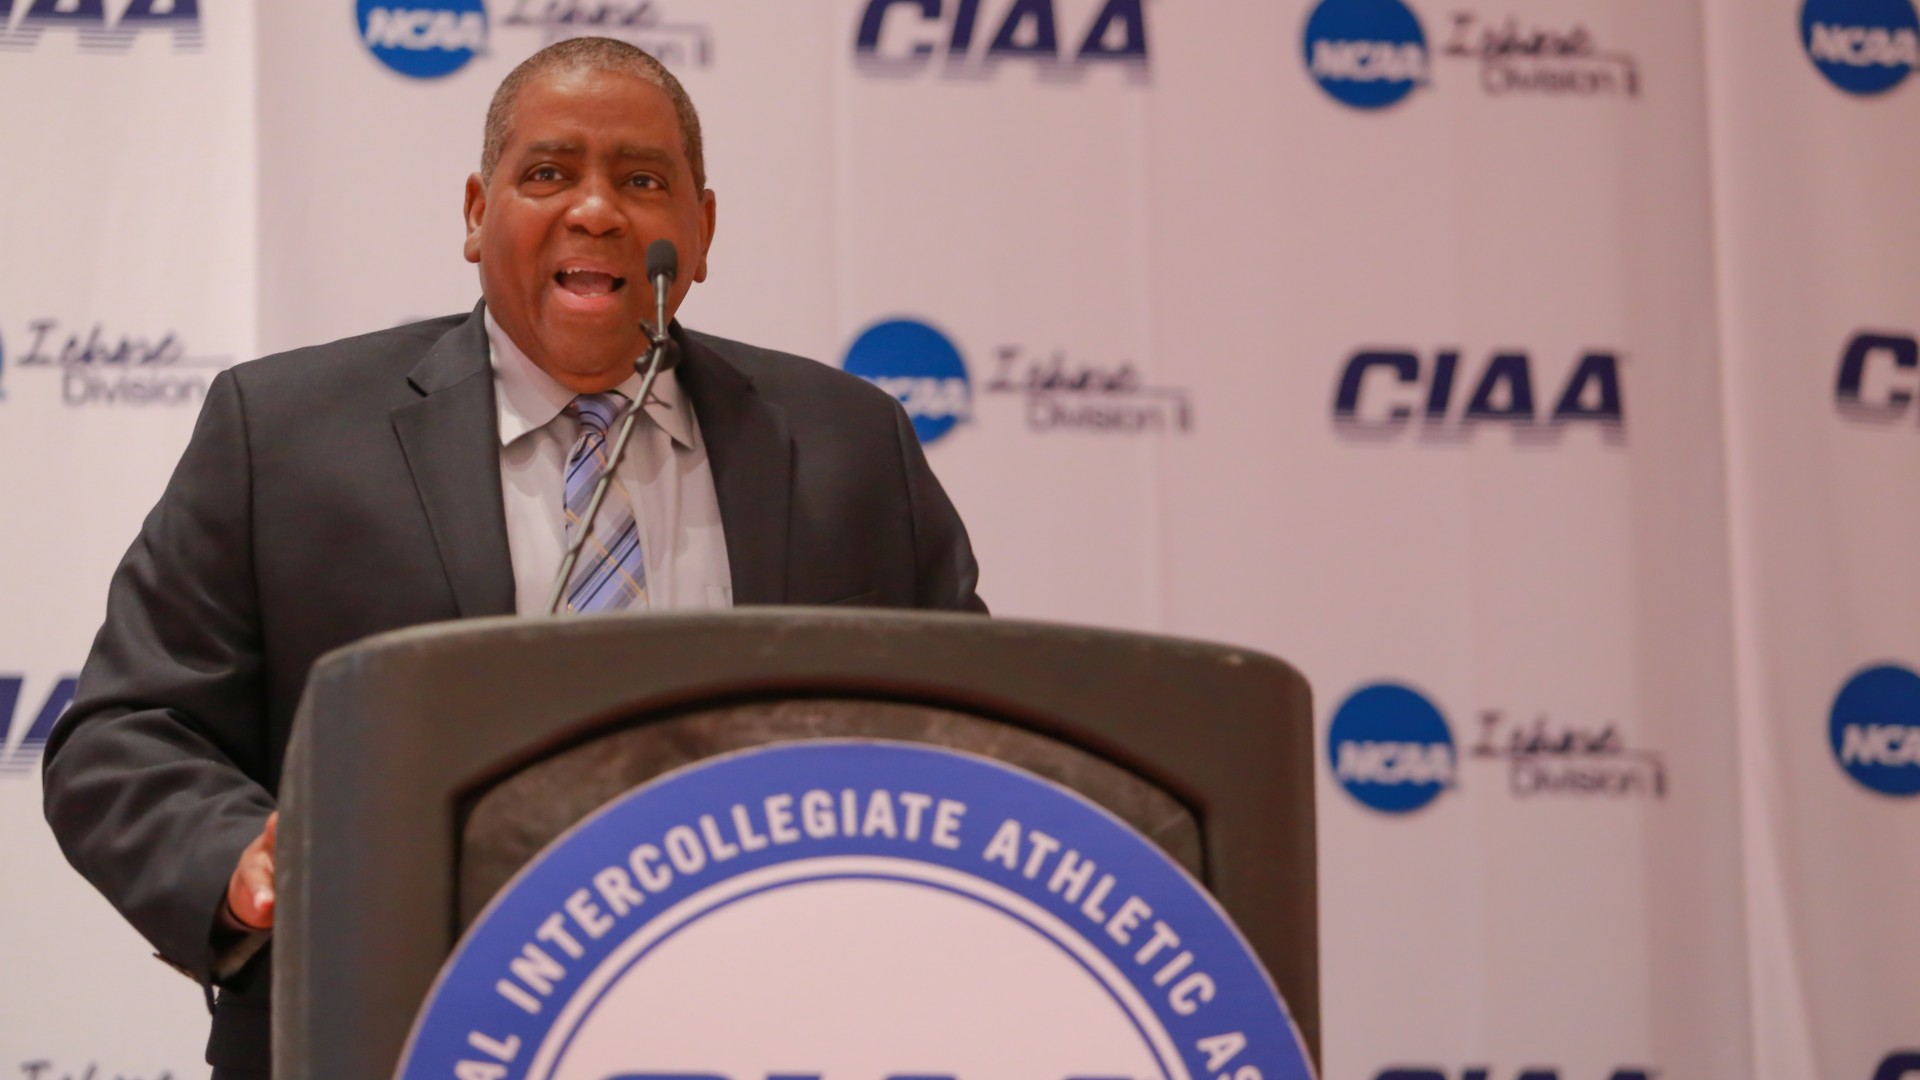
[1830,663,1920,796]
[1327,682,1455,813]
[1302,0,1430,110]
[1802,0,1919,95]
[397,741,1315,1080]
[357,0,487,80]
[842,318,972,445]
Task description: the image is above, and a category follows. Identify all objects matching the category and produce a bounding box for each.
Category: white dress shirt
[487,310,732,615]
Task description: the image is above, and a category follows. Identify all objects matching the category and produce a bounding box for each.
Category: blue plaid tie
[562,392,648,613]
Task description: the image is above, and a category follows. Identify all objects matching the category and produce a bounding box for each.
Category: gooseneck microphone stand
[544,238,679,616]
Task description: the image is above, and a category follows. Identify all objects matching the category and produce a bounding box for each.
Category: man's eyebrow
[610,144,676,166]
[520,139,583,157]
[514,141,675,167]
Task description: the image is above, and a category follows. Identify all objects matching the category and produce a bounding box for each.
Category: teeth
[555,269,625,289]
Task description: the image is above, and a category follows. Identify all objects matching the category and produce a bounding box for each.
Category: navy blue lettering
[1334,350,1418,423]
[23,0,104,25]
[1426,349,1459,419]
[1464,353,1535,422]
[0,677,20,746]
[1550,352,1623,424]
[1076,0,1146,60]
[0,675,73,772]
[950,0,981,51]
[121,0,201,26]
[1874,1051,1920,1080]
[1,0,199,49]
[14,676,75,764]
[856,0,939,56]
[859,0,1149,69]
[988,0,1058,58]
[1834,332,1918,415]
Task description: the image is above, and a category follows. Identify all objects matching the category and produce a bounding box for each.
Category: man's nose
[564,177,625,236]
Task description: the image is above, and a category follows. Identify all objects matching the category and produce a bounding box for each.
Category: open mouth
[554,269,627,298]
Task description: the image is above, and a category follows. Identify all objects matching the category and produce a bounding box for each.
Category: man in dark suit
[42,37,983,1079]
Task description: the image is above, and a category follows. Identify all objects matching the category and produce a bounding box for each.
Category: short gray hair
[480,36,706,191]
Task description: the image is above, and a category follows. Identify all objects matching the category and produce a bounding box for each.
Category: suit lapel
[676,327,792,605]
[391,303,517,618]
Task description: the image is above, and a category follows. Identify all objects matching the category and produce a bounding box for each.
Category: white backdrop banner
[1706,2,1920,1080]
[1211,5,1749,1080]
[1,1,1910,1078]
[0,1,256,1077]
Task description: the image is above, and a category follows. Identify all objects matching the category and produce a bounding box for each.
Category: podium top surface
[314,607,1299,685]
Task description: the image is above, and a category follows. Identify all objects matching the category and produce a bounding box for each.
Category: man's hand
[225,811,277,932]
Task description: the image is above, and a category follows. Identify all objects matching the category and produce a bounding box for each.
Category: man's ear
[462,173,486,264]
[692,188,717,283]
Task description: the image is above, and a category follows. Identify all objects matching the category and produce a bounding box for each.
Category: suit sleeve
[42,368,275,987]
[892,401,988,614]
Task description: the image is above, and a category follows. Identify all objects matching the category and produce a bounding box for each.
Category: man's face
[463,66,715,392]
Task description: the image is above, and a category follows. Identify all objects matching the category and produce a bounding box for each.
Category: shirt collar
[486,307,695,450]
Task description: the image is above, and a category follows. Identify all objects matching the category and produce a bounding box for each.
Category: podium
[274,609,1318,1078]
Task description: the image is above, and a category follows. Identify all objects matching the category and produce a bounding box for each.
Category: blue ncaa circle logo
[1326,682,1455,813]
[1802,0,1919,95]
[357,0,487,80]
[1830,663,1920,796]
[1302,0,1430,110]
[397,741,1315,1080]
[842,317,972,445]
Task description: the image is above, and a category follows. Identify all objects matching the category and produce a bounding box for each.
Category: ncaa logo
[397,742,1314,1080]
[842,318,972,445]
[1802,0,1919,95]
[1830,663,1920,797]
[358,0,487,79]
[1302,0,1429,110]
[1327,683,1455,813]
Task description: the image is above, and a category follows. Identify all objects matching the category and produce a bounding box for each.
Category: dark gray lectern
[275,609,1317,1078]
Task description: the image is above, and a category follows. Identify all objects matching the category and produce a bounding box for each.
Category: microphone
[543,239,681,615]
[644,238,679,371]
[646,237,678,317]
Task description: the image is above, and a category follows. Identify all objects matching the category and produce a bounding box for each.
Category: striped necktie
[561,392,648,613]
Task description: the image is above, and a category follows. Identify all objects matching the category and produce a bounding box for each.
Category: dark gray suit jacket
[41,303,984,1071]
